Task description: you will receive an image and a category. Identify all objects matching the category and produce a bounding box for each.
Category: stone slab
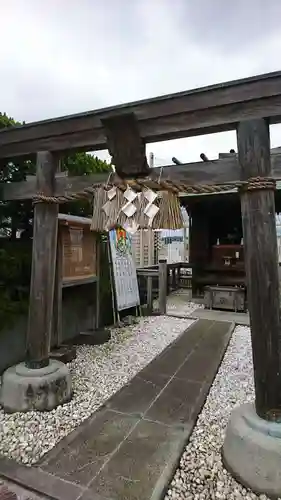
[142,344,189,377]
[170,320,206,350]
[192,307,250,325]
[84,419,190,500]
[145,378,202,426]
[105,373,170,417]
[0,478,47,500]
[0,457,83,500]
[64,328,111,346]
[49,345,77,364]
[42,409,138,486]
[0,319,234,500]
[175,350,214,382]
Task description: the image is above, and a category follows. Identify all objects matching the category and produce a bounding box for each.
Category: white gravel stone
[164,325,281,500]
[0,305,195,465]
[157,288,202,317]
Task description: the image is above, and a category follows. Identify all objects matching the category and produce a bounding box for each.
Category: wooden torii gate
[1,71,281,492]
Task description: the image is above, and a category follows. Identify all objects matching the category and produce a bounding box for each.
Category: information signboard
[61,223,98,282]
[109,227,140,311]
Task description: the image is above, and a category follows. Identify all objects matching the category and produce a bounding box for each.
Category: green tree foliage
[0,112,111,328]
[62,152,110,217]
[63,152,109,176]
[0,113,35,239]
[0,112,111,234]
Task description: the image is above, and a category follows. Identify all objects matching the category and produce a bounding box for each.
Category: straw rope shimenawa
[32,176,277,204]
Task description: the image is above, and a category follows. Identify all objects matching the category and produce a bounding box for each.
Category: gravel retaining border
[164,325,271,500]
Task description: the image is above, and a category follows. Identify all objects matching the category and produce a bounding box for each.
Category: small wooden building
[184,151,281,301]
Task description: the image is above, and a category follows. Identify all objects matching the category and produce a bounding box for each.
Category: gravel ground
[165,325,271,500]
[158,288,202,316]
[0,313,195,465]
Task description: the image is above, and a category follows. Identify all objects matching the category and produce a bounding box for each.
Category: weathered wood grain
[146,227,154,313]
[26,151,59,368]
[0,71,281,157]
[238,118,281,420]
[158,260,167,315]
[189,206,210,297]
[51,229,63,348]
[3,153,281,202]
[4,152,281,202]
[101,113,150,178]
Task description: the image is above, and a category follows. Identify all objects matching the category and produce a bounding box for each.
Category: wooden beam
[3,152,281,202]
[101,113,150,178]
[238,118,281,421]
[2,170,111,201]
[1,71,281,157]
[2,150,281,203]
[26,151,59,368]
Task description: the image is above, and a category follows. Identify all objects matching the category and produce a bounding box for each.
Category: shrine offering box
[204,285,246,312]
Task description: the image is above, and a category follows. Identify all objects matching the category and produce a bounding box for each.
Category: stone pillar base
[222,403,281,498]
[0,359,72,413]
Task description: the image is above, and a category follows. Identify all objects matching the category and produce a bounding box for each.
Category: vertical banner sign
[109,227,140,311]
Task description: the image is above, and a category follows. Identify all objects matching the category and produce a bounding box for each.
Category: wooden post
[51,156,63,349]
[183,227,188,261]
[159,259,167,315]
[146,275,153,312]
[177,264,181,289]
[172,267,177,290]
[189,206,210,297]
[238,118,281,421]
[146,229,154,313]
[146,153,154,312]
[95,239,101,329]
[26,151,59,369]
[139,230,144,267]
[166,265,170,296]
[51,229,63,348]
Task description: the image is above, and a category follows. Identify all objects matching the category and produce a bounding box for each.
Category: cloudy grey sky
[1,0,281,165]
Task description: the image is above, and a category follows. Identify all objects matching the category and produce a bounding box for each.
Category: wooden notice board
[109,227,140,311]
[59,219,98,283]
[51,215,100,347]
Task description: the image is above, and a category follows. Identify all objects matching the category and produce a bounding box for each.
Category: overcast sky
[1,0,281,165]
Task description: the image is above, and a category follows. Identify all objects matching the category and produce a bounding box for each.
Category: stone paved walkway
[192,308,249,326]
[0,478,47,499]
[0,319,233,500]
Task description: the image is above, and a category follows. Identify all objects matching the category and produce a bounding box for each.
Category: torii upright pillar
[1,152,72,413]
[223,119,281,497]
